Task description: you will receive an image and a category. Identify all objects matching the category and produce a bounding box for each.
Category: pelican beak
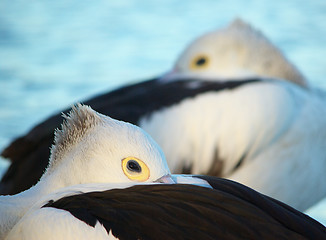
[154,174,175,184]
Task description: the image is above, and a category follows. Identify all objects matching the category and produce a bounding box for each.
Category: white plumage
[140,78,326,211]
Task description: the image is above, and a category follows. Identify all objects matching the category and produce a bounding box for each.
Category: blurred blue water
[0,0,325,224]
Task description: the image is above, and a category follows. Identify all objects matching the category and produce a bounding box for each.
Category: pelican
[0,104,172,239]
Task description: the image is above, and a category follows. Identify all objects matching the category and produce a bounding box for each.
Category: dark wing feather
[195,175,326,239]
[0,78,261,194]
[43,183,326,240]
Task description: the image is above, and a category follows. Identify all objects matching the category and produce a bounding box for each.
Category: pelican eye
[127,160,141,173]
[122,157,150,182]
[190,55,210,69]
[196,57,206,66]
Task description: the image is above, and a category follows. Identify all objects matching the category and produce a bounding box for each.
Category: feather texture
[8,179,325,240]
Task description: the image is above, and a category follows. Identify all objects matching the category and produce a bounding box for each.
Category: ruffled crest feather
[48,103,103,171]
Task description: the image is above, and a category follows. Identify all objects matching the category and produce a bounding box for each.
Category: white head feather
[44,103,170,185]
[162,18,307,87]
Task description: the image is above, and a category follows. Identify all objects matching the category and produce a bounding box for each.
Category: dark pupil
[196,57,206,66]
[127,160,142,173]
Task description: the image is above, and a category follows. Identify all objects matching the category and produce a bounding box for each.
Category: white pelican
[0,104,172,239]
[161,18,307,87]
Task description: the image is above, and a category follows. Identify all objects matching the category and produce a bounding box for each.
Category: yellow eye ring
[190,55,210,70]
[121,157,150,182]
